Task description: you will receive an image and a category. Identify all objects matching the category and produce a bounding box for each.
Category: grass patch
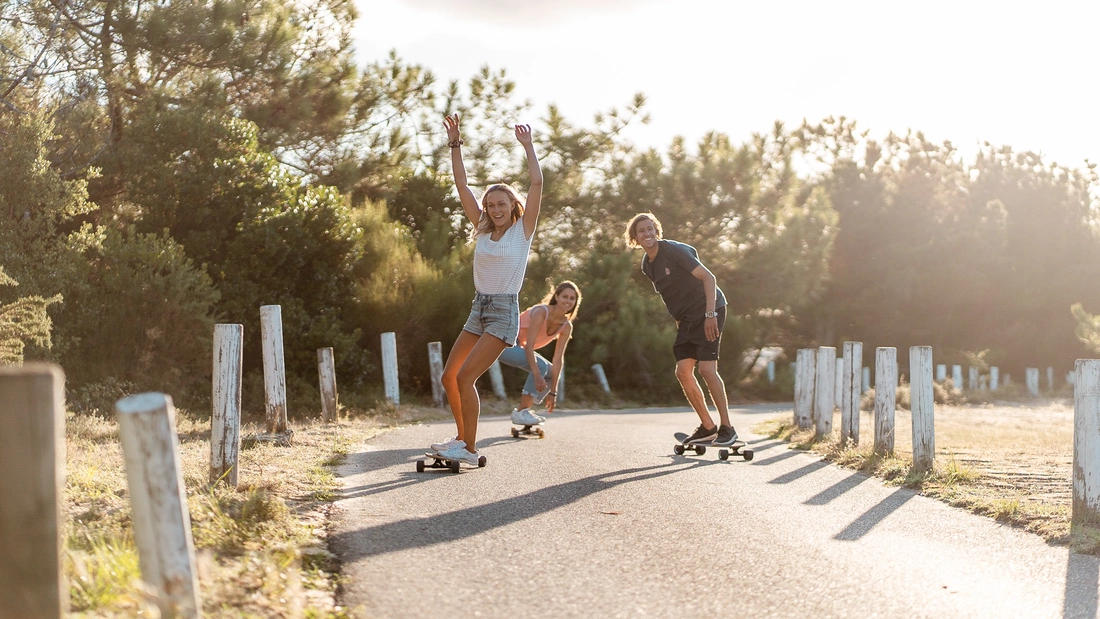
[63,400,452,618]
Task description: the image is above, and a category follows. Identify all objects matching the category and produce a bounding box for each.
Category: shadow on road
[804,472,870,506]
[767,459,830,483]
[332,461,712,562]
[1064,552,1100,619]
[834,488,916,541]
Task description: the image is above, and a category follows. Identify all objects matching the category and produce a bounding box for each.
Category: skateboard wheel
[477,455,487,467]
[449,460,460,473]
[674,444,685,455]
[743,449,754,462]
[536,428,545,438]
[511,427,519,438]
[695,445,706,456]
[718,449,729,461]
[416,460,426,472]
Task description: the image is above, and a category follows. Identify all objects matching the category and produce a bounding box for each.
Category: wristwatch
[705,310,717,319]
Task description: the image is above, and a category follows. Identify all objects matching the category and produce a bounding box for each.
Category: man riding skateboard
[625,212,739,447]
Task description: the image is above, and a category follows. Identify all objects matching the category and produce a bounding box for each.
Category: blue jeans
[497,345,552,403]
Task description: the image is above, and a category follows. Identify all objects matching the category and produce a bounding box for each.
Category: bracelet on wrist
[547,391,557,396]
[448,139,463,148]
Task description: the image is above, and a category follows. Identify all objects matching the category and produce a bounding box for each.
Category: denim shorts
[462,292,520,347]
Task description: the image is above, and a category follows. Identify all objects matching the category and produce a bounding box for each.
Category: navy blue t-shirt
[641,239,727,322]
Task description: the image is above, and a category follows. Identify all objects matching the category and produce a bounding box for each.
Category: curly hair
[624,212,663,247]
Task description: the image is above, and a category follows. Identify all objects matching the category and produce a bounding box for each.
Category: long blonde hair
[471,184,525,240]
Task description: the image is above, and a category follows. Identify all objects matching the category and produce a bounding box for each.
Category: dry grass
[755,399,1080,548]
[64,401,452,618]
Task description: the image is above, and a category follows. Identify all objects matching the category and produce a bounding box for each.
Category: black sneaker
[714,425,739,446]
[684,424,718,445]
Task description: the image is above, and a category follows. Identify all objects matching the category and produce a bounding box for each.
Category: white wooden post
[211,324,243,486]
[381,332,399,405]
[1073,359,1100,522]
[115,393,202,619]
[1026,367,1040,396]
[1069,371,1076,386]
[1048,367,1055,392]
[833,363,843,409]
[862,366,870,393]
[979,375,988,391]
[874,348,896,455]
[794,348,816,429]
[952,364,963,389]
[260,305,289,433]
[0,364,66,618]
[766,360,775,383]
[814,347,836,438]
[936,364,946,382]
[317,347,338,422]
[841,341,862,447]
[968,366,978,390]
[428,342,445,407]
[488,360,506,399]
[557,358,565,403]
[1004,373,1011,385]
[591,363,611,393]
[910,347,935,472]
[990,366,999,391]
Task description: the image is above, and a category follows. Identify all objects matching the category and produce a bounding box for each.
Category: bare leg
[455,334,509,452]
[697,361,730,427]
[518,393,534,410]
[675,358,715,429]
[442,331,480,439]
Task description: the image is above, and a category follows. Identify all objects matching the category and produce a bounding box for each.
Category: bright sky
[353,0,1100,169]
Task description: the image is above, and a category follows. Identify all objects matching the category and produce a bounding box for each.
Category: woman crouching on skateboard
[497,281,582,426]
[431,114,544,466]
[625,212,739,447]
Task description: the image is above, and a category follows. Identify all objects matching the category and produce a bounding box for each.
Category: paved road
[331,405,1100,618]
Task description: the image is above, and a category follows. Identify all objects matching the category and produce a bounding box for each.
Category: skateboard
[511,424,545,439]
[673,432,754,461]
[415,451,487,473]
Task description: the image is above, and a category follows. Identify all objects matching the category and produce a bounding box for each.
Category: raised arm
[514,124,543,240]
[544,321,572,413]
[445,115,481,227]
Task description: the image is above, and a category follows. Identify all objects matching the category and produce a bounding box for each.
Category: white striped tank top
[473,222,534,295]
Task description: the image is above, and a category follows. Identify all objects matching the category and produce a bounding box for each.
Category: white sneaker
[430,436,464,452]
[512,408,542,426]
[435,444,480,466]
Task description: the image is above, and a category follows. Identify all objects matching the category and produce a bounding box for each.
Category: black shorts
[673,306,726,362]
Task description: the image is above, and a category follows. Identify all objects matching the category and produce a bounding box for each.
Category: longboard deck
[416,451,488,473]
[672,432,753,461]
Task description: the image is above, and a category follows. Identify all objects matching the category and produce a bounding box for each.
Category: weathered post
[115,393,202,619]
[1069,371,1076,386]
[557,358,565,403]
[910,346,935,472]
[794,348,816,429]
[766,360,775,383]
[936,364,946,382]
[862,366,870,393]
[317,347,338,422]
[990,366,999,391]
[1048,366,1055,392]
[260,305,289,433]
[0,364,66,619]
[833,363,843,410]
[1026,367,1040,396]
[841,341,862,447]
[968,366,978,390]
[428,342,445,407]
[488,360,506,399]
[952,364,963,389]
[874,348,897,455]
[591,363,611,393]
[814,347,836,439]
[1073,359,1100,522]
[211,324,243,486]
[381,331,399,404]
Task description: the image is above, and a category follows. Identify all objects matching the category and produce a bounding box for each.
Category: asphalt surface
[331,404,1100,618]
